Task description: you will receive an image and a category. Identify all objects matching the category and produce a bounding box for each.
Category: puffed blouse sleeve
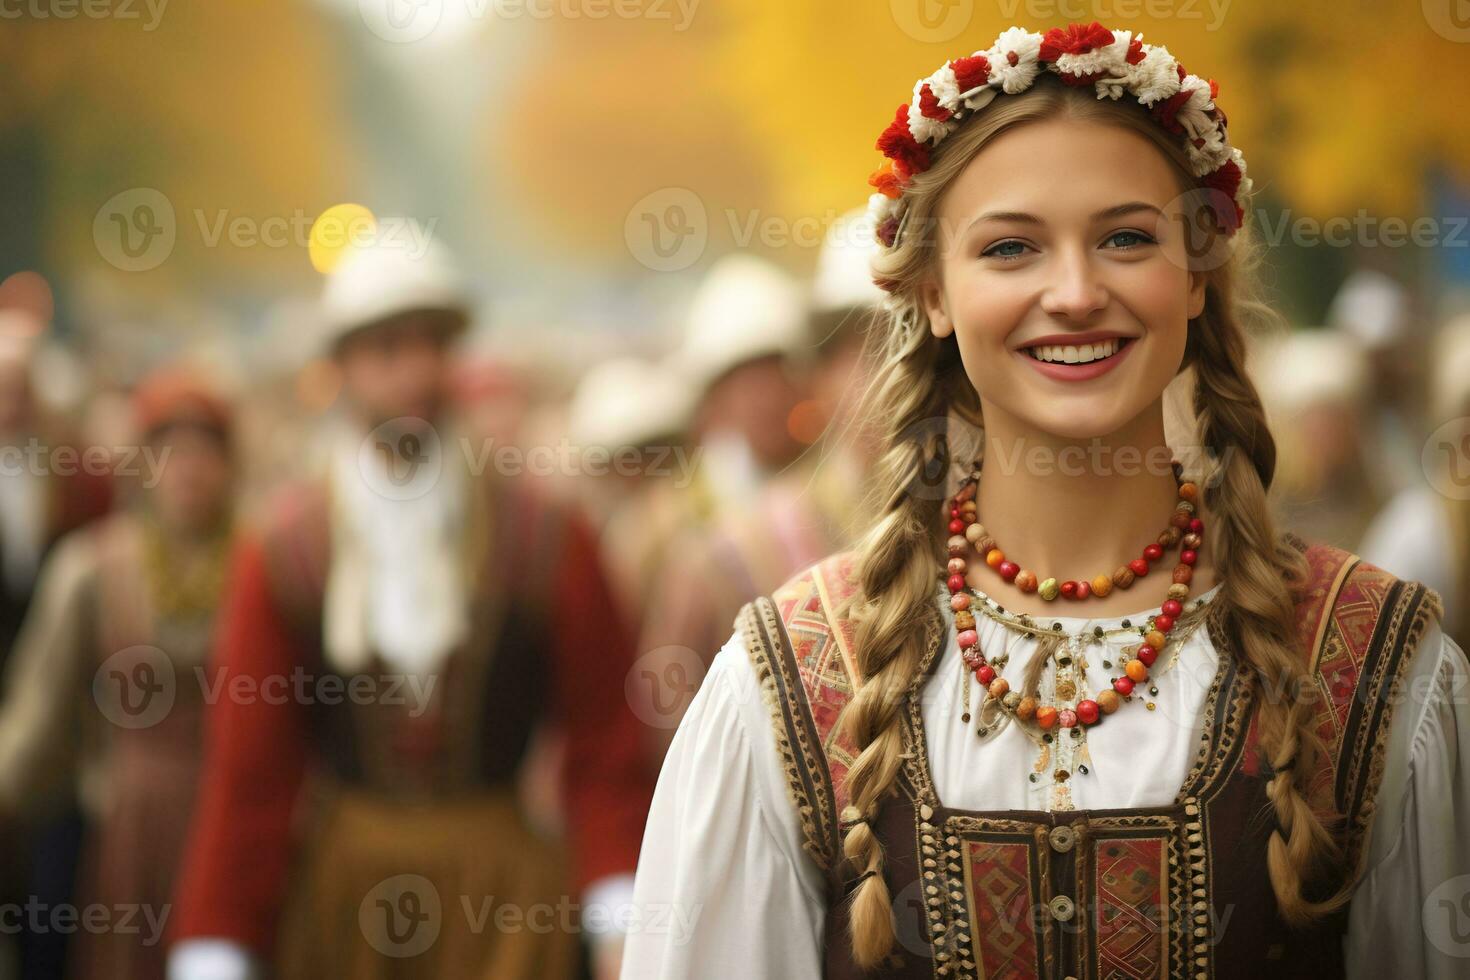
[1345,620,1470,979]
[620,628,827,978]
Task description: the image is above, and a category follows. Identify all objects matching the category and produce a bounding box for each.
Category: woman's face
[920,116,1207,442]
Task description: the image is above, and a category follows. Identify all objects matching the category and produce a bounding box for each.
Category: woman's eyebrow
[965,201,1164,232]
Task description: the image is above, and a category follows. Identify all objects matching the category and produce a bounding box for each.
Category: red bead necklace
[945,459,1202,602]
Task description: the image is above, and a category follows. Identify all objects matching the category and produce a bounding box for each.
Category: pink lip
[1015,336,1137,382]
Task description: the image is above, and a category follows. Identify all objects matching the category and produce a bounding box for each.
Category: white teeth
[1027,338,1123,364]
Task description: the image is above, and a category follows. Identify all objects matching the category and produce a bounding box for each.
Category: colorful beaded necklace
[941,459,1208,771]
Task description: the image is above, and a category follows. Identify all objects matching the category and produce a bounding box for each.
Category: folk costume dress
[0,511,226,980]
[168,426,653,979]
[622,536,1469,979]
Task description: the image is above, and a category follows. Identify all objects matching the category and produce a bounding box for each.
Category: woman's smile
[1014,334,1138,382]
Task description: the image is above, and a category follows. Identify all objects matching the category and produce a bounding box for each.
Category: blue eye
[1104,230,1155,249]
[982,240,1029,261]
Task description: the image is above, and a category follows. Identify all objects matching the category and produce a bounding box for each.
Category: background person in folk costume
[1361,312,1470,650]
[1254,329,1381,553]
[631,254,816,738]
[671,253,811,526]
[165,239,653,980]
[0,367,234,980]
[565,356,698,639]
[634,239,884,750]
[796,206,891,554]
[0,308,112,980]
[624,23,1470,980]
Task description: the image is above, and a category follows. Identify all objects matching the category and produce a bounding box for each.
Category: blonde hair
[839,73,1347,969]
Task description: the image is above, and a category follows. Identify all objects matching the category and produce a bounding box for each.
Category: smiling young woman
[621,23,1468,980]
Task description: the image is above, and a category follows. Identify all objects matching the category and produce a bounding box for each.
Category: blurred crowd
[0,210,1462,979]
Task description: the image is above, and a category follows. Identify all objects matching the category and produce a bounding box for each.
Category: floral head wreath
[866,22,1249,257]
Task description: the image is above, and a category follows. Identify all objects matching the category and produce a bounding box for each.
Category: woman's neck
[967,399,1209,617]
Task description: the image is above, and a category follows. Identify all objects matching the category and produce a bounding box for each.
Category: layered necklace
[941,458,1214,801]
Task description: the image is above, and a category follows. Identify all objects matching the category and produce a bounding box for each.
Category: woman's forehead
[943,118,1180,221]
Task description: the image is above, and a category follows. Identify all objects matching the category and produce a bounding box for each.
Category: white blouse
[622,582,1470,978]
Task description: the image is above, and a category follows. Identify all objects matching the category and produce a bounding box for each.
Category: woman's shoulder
[1282,530,1443,611]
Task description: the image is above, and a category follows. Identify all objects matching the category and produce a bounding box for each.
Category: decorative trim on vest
[1245,533,1446,885]
[738,551,947,880]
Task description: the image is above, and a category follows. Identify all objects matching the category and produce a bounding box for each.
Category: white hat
[319,236,470,350]
[1431,313,1470,421]
[676,254,808,390]
[569,357,696,450]
[1255,328,1368,412]
[812,207,886,314]
[1326,268,1408,350]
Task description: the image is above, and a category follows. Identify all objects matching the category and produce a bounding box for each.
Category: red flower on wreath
[950,54,990,94]
[876,103,930,178]
[1038,21,1115,61]
[916,83,952,121]
[1041,21,1119,86]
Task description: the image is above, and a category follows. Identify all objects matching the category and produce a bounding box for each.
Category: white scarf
[322,422,470,678]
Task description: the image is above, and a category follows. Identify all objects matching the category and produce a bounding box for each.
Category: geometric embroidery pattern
[964,839,1043,979]
[1094,835,1168,978]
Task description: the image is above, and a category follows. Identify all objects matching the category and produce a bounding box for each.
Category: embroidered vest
[736,537,1442,979]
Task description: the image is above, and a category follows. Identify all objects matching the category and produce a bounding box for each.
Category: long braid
[840,307,967,969]
[1187,283,1351,922]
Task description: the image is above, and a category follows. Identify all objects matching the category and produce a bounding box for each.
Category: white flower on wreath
[868,192,901,225]
[1094,31,1138,100]
[1230,148,1253,199]
[1186,126,1230,177]
[927,64,962,114]
[1125,44,1181,106]
[907,80,958,145]
[988,27,1043,94]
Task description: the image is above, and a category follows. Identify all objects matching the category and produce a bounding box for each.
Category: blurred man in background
[167,239,652,980]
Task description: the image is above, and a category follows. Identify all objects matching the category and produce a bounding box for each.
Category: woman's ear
[1187,269,1207,320]
[920,277,954,339]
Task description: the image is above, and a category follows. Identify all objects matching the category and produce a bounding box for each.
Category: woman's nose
[1038,247,1108,321]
